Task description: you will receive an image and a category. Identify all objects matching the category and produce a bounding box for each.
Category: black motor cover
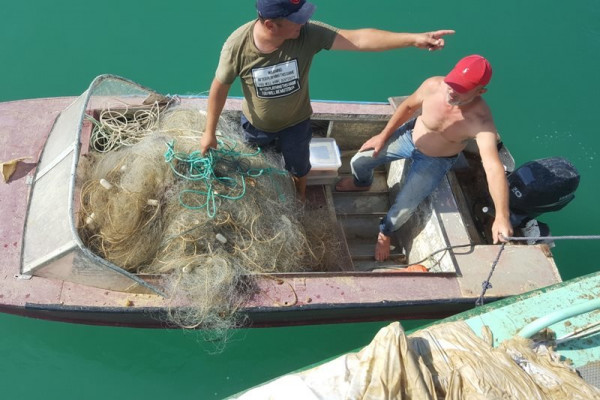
[508,157,579,224]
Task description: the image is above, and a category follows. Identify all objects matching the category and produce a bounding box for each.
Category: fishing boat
[229,271,600,399]
[0,74,576,328]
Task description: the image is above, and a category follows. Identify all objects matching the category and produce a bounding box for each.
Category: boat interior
[18,75,554,297]
[302,102,507,274]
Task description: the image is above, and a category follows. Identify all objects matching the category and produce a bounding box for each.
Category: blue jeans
[349,119,458,236]
[241,115,312,177]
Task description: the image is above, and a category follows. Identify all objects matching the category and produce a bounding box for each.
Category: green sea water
[2,1,599,398]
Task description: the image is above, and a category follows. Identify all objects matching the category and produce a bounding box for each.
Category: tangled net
[77,105,344,339]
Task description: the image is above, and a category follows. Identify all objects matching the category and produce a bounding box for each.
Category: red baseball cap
[444,55,492,93]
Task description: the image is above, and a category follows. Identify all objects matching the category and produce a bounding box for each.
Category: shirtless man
[336,55,513,261]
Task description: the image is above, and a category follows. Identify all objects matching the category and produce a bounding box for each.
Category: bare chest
[418,96,478,141]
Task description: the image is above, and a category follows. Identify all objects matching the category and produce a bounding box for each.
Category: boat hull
[0,77,563,328]
[228,272,600,398]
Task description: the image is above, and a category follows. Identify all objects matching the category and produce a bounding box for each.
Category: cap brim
[444,76,473,94]
[286,2,315,24]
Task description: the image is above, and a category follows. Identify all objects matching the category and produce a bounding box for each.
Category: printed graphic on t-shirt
[252,59,300,98]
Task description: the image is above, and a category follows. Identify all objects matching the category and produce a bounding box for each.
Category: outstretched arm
[359,78,438,156]
[331,29,455,51]
[200,77,231,155]
[476,130,513,243]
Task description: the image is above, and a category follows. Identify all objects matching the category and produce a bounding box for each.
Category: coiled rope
[164,138,289,218]
[87,97,176,152]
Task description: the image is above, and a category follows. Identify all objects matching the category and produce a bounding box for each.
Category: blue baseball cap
[257,0,316,24]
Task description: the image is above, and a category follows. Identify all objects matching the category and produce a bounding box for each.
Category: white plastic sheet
[232,321,600,399]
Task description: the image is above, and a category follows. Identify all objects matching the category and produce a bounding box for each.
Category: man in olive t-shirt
[200,0,454,200]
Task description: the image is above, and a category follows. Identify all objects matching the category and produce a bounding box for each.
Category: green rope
[164,139,289,218]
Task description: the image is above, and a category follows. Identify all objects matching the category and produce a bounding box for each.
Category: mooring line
[476,234,600,306]
[503,234,600,241]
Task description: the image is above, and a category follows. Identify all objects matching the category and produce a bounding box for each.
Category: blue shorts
[241,115,312,177]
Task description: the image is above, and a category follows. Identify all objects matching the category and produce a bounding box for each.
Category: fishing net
[77,104,344,337]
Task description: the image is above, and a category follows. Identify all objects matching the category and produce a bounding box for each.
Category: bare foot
[335,177,370,192]
[375,232,391,261]
[293,175,307,202]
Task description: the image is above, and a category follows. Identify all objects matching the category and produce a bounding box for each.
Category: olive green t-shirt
[215,20,339,132]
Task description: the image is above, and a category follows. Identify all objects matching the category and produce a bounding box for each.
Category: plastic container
[307,138,342,185]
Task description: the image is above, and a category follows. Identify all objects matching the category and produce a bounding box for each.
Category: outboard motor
[508,157,580,226]
[507,157,579,243]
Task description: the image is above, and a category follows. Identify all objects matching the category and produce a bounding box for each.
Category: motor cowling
[508,157,580,227]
